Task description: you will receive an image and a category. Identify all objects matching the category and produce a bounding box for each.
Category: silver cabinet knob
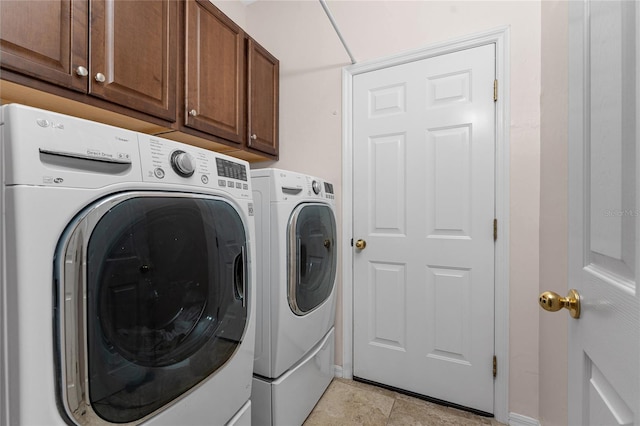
[94,73,106,83]
[250,134,257,140]
[189,109,198,117]
[75,66,88,77]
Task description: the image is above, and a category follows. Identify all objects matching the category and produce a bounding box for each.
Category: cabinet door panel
[0,0,87,92]
[90,0,176,121]
[247,38,279,156]
[185,0,245,145]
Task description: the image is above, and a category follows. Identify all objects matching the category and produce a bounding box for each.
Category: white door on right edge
[567,1,639,425]
[352,44,496,414]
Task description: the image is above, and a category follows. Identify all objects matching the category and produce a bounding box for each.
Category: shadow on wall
[281,62,352,78]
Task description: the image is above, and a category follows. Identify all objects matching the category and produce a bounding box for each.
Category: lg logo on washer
[43,176,64,184]
[36,118,64,129]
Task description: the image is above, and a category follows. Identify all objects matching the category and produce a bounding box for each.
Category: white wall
[211,0,247,27]
[217,0,543,421]
[539,1,568,425]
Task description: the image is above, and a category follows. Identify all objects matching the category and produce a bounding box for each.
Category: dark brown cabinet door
[247,38,279,156]
[0,0,88,92]
[90,0,177,121]
[184,0,245,145]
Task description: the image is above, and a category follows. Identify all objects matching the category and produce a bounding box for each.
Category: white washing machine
[0,104,256,426]
[250,168,337,426]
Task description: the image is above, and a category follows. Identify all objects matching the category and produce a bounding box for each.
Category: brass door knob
[355,239,366,250]
[539,289,581,319]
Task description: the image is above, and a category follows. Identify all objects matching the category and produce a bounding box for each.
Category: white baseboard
[509,413,540,426]
[333,365,343,378]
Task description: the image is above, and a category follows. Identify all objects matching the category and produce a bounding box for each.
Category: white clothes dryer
[250,168,337,426]
[0,105,256,426]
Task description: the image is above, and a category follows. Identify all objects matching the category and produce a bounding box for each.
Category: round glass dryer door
[57,194,248,424]
[287,203,337,315]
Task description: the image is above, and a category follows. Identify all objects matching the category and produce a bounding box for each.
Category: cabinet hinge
[493,80,498,102]
[493,219,498,241]
[493,355,497,378]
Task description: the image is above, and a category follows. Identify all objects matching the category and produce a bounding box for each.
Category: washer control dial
[312,180,321,195]
[170,150,195,177]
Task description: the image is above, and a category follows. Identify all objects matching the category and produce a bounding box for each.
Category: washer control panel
[139,134,250,197]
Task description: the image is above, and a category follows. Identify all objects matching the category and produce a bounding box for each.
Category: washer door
[56,193,249,424]
[287,203,337,315]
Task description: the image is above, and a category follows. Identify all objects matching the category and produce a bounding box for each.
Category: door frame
[341,27,510,423]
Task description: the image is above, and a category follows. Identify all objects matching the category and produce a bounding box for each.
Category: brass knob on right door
[539,289,581,319]
[355,239,366,250]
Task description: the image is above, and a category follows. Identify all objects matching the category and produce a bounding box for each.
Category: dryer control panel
[252,168,335,205]
[304,175,335,202]
[138,134,251,198]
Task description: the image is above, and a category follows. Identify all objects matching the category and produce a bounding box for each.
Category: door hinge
[493,355,497,378]
[493,218,498,241]
[493,80,498,102]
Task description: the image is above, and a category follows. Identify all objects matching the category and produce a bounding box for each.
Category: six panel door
[567,1,639,424]
[352,44,496,413]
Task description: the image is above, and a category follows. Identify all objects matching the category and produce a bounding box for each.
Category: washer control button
[201,175,209,184]
[154,168,165,179]
[170,150,195,177]
[312,180,321,194]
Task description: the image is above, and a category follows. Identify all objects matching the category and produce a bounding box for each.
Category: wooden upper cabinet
[90,0,177,121]
[184,0,245,145]
[0,0,176,121]
[0,0,88,92]
[247,38,279,157]
[1,0,278,160]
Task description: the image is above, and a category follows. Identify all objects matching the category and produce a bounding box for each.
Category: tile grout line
[385,396,398,426]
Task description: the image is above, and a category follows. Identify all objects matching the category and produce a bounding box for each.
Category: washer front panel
[57,192,249,425]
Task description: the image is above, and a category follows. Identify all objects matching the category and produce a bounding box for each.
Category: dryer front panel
[56,193,249,425]
[287,203,337,316]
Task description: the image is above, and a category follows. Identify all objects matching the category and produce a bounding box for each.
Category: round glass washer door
[57,193,248,425]
[287,203,337,315]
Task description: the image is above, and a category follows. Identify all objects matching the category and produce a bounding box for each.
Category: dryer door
[287,203,337,315]
[56,193,249,425]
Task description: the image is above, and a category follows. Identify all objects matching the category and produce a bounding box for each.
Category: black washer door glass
[289,204,337,314]
[86,196,247,423]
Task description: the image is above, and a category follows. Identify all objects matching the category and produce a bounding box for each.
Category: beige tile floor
[304,379,505,426]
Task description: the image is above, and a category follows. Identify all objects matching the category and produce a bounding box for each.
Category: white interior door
[567,1,639,424]
[352,44,496,413]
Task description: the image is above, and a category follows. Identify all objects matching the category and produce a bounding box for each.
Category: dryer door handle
[233,247,246,307]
